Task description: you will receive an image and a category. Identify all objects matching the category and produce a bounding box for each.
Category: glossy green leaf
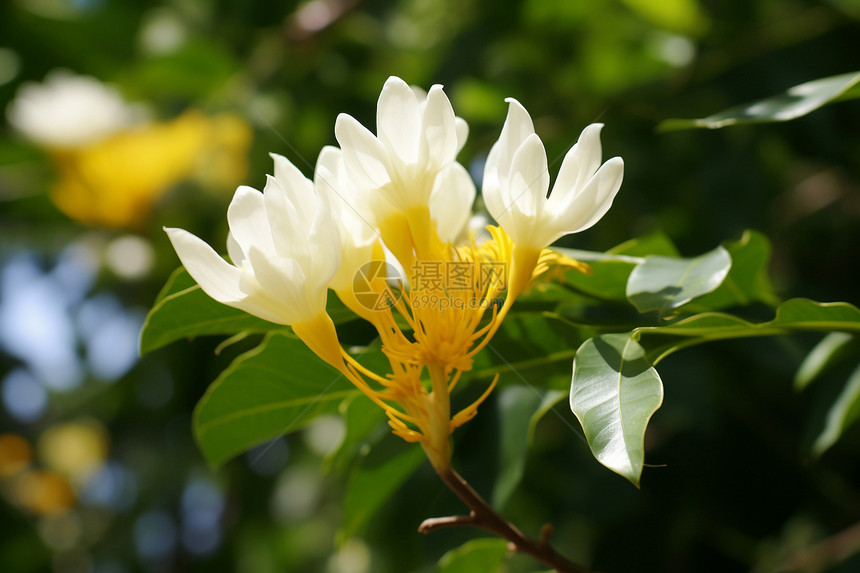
[795,333,857,391]
[682,230,779,311]
[493,385,544,508]
[658,71,860,131]
[140,268,278,355]
[609,231,680,258]
[626,246,731,313]
[194,332,359,467]
[569,333,664,486]
[636,299,860,364]
[811,362,860,456]
[340,445,425,541]
[551,232,678,302]
[141,268,357,354]
[438,538,509,573]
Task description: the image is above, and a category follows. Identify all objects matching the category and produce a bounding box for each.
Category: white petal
[165,227,245,303]
[418,85,458,171]
[269,154,315,226]
[376,76,421,164]
[481,144,506,223]
[455,117,469,155]
[430,162,476,243]
[572,123,604,187]
[507,133,550,221]
[315,146,361,223]
[482,98,535,227]
[314,145,343,190]
[270,153,309,194]
[226,232,244,266]
[263,175,301,258]
[550,124,604,210]
[335,114,393,190]
[227,185,275,257]
[247,247,317,323]
[496,98,535,184]
[306,197,342,285]
[166,228,288,324]
[552,156,624,237]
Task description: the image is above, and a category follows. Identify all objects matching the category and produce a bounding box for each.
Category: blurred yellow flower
[0,433,32,478]
[37,419,108,485]
[7,70,252,228]
[51,110,251,228]
[13,470,76,515]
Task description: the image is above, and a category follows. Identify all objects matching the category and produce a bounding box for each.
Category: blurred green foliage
[2,0,860,572]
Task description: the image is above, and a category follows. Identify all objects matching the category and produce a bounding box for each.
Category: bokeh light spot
[0,433,33,477]
[134,510,177,561]
[2,369,48,422]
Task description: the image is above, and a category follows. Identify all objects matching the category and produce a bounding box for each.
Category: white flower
[6,70,143,148]
[313,145,378,293]
[334,76,469,222]
[165,153,341,326]
[482,98,624,251]
[428,161,476,244]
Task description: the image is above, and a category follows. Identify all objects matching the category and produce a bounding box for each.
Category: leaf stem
[420,467,590,573]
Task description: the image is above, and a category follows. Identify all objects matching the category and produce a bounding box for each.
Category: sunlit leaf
[570,333,664,486]
[795,333,857,391]
[637,299,860,364]
[811,362,860,456]
[658,71,860,131]
[438,538,509,573]
[340,445,425,542]
[551,232,678,302]
[626,246,731,313]
[608,230,680,258]
[194,332,359,467]
[682,230,779,311]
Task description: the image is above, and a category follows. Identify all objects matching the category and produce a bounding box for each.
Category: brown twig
[419,467,591,573]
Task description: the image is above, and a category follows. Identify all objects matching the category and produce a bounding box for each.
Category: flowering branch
[420,467,591,573]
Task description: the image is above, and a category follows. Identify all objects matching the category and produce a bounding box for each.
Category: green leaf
[636,299,860,364]
[438,538,509,573]
[340,445,425,541]
[609,231,680,258]
[658,71,860,131]
[325,394,387,472]
[141,268,358,354]
[193,332,359,467]
[682,230,779,311]
[569,333,664,486]
[795,333,857,391]
[493,386,544,508]
[811,362,860,456]
[527,389,568,443]
[140,268,279,354]
[550,232,678,302]
[468,313,580,389]
[626,246,731,313]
